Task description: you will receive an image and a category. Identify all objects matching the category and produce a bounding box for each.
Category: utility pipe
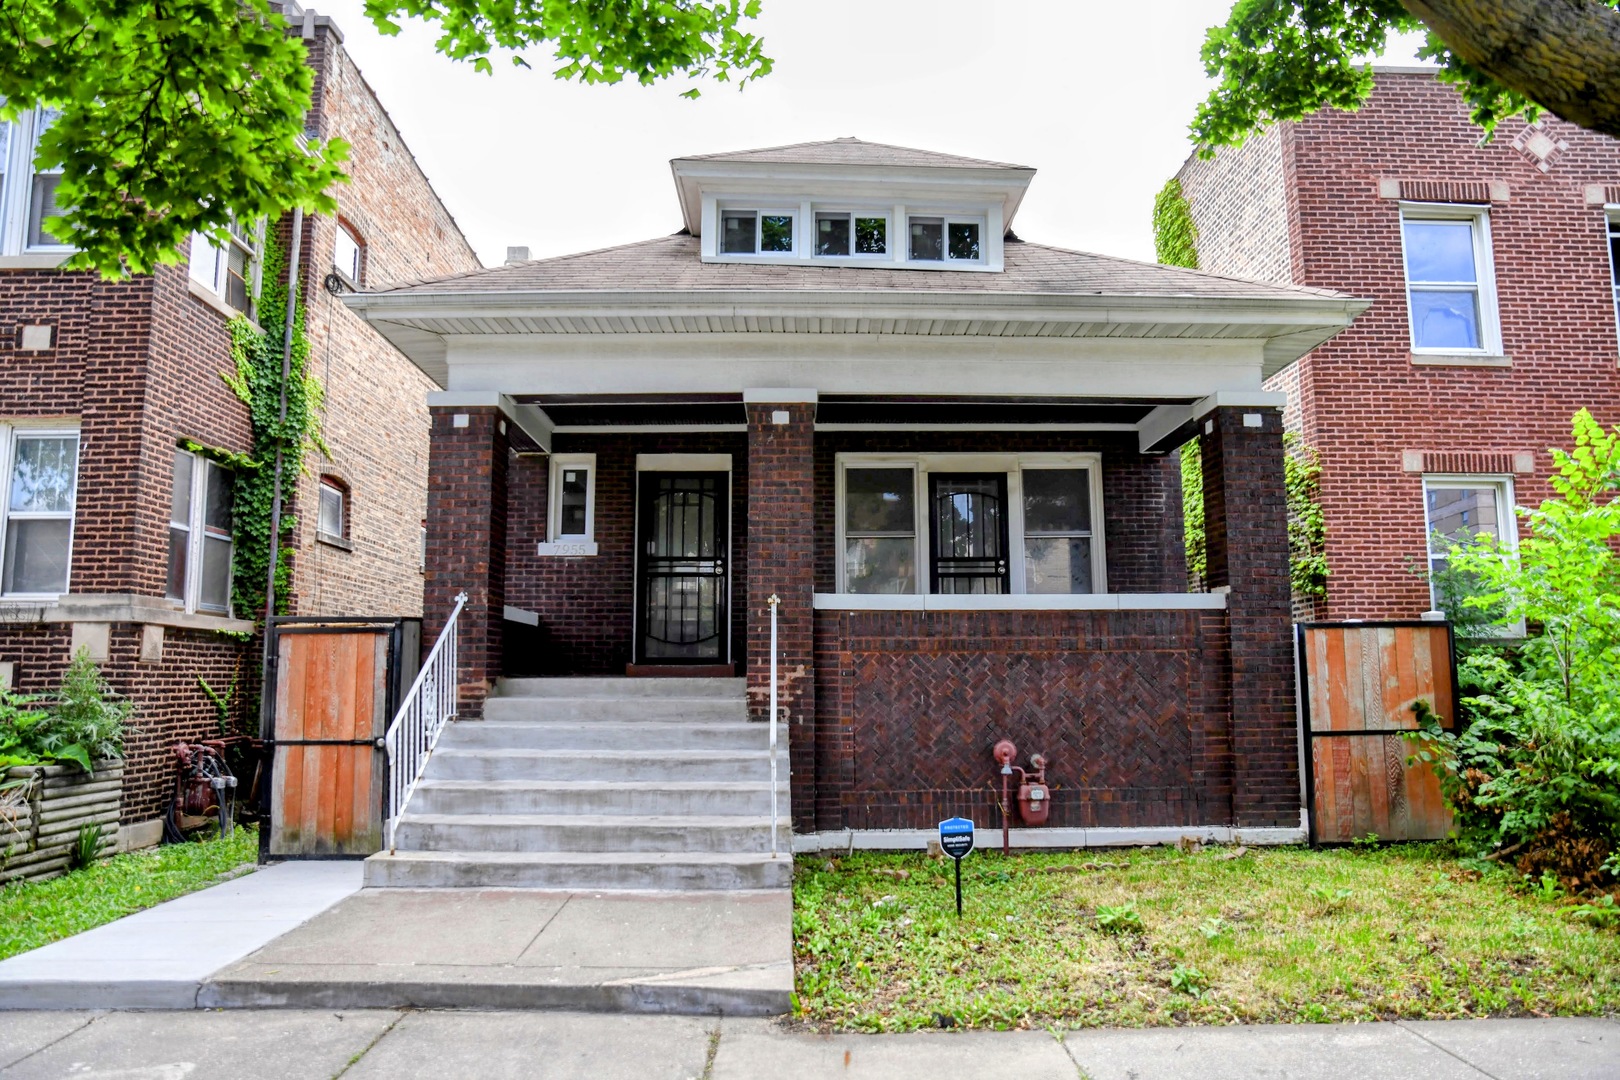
[258,206,304,736]
[768,593,780,858]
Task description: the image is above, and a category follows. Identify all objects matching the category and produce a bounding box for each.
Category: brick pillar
[1200,406,1299,827]
[745,397,816,832]
[425,406,508,721]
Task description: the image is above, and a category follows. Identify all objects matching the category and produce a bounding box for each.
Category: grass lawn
[792,843,1620,1031]
[0,825,258,962]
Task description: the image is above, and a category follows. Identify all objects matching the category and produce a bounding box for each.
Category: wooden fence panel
[270,629,389,856]
[1300,622,1457,844]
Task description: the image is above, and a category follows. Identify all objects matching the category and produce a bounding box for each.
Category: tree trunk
[1400,0,1620,138]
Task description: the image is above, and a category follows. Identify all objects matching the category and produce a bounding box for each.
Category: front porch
[419,391,1299,838]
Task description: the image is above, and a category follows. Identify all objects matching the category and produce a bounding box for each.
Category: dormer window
[815,213,888,257]
[721,210,795,255]
[909,216,983,262]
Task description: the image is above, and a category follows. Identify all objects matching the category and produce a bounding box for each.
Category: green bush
[0,648,131,773]
[1407,410,1620,877]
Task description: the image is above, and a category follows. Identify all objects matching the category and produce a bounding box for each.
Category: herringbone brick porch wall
[813,609,1234,830]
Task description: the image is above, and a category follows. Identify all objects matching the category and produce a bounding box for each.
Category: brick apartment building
[0,3,479,845]
[1177,68,1620,622]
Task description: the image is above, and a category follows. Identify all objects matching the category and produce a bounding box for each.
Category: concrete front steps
[364,677,792,891]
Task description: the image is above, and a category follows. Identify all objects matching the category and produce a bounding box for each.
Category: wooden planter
[1,761,122,884]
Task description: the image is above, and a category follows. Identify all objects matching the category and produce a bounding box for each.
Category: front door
[636,472,729,663]
[929,473,1010,594]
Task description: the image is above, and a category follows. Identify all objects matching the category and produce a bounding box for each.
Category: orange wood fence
[269,622,399,856]
[1298,622,1458,844]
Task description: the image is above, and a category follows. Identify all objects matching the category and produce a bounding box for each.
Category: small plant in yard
[69,822,104,872]
[1197,917,1225,941]
[1169,964,1209,998]
[1095,902,1144,935]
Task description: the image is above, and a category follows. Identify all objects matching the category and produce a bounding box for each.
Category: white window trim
[188,218,264,319]
[1399,202,1502,356]
[906,213,988,265]
[1605,207,1620,353]
[1422,473,1522,634]
[716,206,799,258]
[168,450,234,616]
[547,453,596,542]
[811,208,893,261]
[835,452,1107,596]
[333,221,363,288]
[701,194,1004,271]
[0,108,74,257]
[0,422,80,600]
[316,478,347,546]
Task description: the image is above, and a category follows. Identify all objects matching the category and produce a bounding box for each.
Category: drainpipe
[258,206,305,736]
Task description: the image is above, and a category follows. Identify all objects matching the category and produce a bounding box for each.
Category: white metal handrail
[767,593,780,858]
[384,590,468,853]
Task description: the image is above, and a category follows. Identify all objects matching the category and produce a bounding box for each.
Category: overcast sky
[316,0,1425,269]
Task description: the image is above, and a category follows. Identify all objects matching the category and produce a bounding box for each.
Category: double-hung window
[167,449,234,615]
[1606,214,1620,345]
[0,107,71,255]
[0,426,79,597]
[1400,205,1500,354]
[719,209,796,255]
[1423,476,1518,630]
[837,455,1105,595]
[189,218,262,317]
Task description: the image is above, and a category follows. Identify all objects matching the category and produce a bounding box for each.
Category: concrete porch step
[412,779,788,817]
[426,748,775,782]
[392,812,791,853]
[362,849,794,890]
[496,677,746,700]
[483,696,749,722]
[440,719,778,751]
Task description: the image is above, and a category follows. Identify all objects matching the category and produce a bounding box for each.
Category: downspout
[258,206,305,736]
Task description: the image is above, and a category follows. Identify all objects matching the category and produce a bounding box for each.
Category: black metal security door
[637,472,729,663]
[929,473,1010,594]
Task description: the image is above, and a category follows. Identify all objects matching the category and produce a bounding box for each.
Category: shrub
[1408,410,1620,887]
[0,649,131,773]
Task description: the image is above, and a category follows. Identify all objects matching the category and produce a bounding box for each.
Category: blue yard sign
[939,817,974,916]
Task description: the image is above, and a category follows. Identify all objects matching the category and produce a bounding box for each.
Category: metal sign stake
[938,817,975,918]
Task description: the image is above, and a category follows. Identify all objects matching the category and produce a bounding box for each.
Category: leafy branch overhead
[1194,0,1620,153]
[0,0,770,277]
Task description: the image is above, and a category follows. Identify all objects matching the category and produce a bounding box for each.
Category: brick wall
[1175,126,1295,285]
[811,608,1233,831]
[502,432,749,676]
[1183,72,1620,621]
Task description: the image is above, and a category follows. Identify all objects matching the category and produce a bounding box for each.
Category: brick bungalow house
[1176,68,1620,622]
[0,3,479,847]
[346,138,1367,879]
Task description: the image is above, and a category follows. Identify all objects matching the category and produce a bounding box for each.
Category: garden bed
[0,824,258,961]
[792,844,1620,1031]
[1,761,121,884]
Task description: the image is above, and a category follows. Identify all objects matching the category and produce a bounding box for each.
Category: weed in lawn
[1568,894,1620,928]
[1095,903,1144,935]
[1170,964,1209,998]
[68,822,103,871]
[1532,870,1566,903]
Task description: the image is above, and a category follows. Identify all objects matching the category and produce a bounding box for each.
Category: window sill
[187,277,260,328]
[1409,352,1512,368]
[537,540,599,557]
[0,252,73,270]
[317,531,353,552]
[811,592,1227,612]
[0,592,254,633]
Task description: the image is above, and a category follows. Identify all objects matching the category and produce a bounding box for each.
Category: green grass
[0,825,258,961]
[793,844,1620,1031]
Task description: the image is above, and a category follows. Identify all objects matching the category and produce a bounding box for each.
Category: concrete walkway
[1,1012,1615,1078]
[0,861,363,1010]
[200,886,793,1014]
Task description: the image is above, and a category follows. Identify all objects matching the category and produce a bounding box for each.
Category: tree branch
[1401,0,1620,137]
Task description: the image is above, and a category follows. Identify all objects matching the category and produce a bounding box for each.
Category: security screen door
[636,472,729,663]
[929,473,1010,594]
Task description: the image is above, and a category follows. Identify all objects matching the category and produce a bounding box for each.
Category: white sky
[317,0,1426,269]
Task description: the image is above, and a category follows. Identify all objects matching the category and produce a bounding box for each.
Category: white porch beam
[425,390,554,453]
[1137,404,1196,455]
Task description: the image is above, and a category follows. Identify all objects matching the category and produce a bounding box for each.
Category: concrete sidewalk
[1,1011,1615,1078]
[0,861,363,1010]
[200,886,794,1014]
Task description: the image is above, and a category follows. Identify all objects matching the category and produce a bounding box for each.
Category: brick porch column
[1199,405,1299,828]
[745,391,816,832]
[425,405,509,721]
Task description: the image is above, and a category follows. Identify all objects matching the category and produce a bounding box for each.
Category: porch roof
[345,236,1368,389]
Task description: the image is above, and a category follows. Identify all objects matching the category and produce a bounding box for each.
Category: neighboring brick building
[350,138,1367,846]
[0,2,479,842]
[1177,68,1620,621]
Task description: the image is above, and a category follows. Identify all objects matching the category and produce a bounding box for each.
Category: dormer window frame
[718,205,800,258]
[702,194,1003,272]
[812,207,892,260]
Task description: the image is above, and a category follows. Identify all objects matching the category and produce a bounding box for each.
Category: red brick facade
[1179,71,1620,620]
[0,15,477,825]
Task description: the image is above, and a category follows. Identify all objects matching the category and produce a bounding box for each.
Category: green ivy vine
[1180,433,1327,601]
[220,228,327,624]
[1153,177,1199,270]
